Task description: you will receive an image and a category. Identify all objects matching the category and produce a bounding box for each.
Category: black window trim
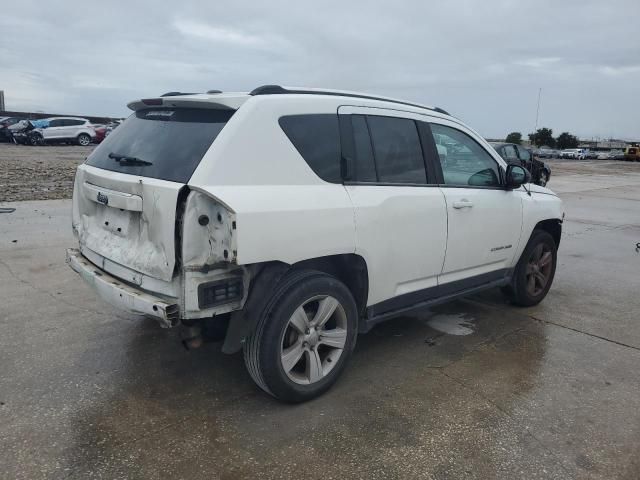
[426,122,507,189]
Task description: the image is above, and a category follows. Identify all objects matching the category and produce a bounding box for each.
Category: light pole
[533,87,542,146]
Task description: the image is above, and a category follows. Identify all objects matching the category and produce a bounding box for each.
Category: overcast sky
[1,0,639,139]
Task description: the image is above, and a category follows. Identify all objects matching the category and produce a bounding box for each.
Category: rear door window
[279,114,341,183]
[86,108,233,183]
[366,115,427,184]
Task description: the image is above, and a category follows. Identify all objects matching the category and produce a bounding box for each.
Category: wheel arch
[221,254,369,354]
[534,218,562,248]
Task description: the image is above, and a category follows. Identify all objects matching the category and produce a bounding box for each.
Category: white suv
[36,117,95,145]
[560,148,585,159]
[67,86,563,402]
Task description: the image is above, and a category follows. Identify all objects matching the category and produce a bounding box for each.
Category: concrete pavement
[1,163,640,479]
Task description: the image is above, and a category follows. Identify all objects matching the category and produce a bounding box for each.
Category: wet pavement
[1,162,640,479]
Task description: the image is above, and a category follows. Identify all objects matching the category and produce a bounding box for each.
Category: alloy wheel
[525,243,553,296]
[280,295,348,385]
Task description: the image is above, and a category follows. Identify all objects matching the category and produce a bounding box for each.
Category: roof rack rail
[206,89,223,94]
[249,84,450,116]
[160,91,198,97]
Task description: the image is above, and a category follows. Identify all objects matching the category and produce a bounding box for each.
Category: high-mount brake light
[141,98,163,106]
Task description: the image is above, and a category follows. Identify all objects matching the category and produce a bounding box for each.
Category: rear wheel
[243,269,358,403]
[77,133,91,146]
[505,230,557,306]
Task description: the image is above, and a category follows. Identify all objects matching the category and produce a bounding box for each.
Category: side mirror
[505,164,531,189]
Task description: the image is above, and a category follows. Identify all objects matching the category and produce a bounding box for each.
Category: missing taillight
[197,278,243,309]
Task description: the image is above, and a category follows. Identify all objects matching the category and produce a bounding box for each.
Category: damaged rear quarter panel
[187,185,356,267]
[181,190,237,267]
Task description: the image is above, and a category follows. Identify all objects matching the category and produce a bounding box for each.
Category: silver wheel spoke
[313,297,339,328]
[281,341,305,373]
[289,306,309,334]
[535,271,547,287]
[527,273,536,293]
[532,244,543,262]
[539,251,552,267]
[306,349,323,383]
[319,328,347,349]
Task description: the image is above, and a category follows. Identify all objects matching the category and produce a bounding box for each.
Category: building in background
[578,139,628,150]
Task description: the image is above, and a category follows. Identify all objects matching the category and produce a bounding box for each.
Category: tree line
[505,128,579,149]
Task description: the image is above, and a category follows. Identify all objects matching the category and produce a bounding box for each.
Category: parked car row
[532,147,635,161]
[0,116,121,146]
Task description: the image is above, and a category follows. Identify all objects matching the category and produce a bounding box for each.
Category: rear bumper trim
[66,248,180,328]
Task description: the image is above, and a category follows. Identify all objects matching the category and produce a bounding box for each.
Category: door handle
[452,200,474,209]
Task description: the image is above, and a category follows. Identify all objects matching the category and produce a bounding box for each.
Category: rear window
[86,108,233,183]
[279,114,341,183]
[366,115,427,184]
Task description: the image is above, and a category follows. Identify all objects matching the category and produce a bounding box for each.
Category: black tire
[77,133,91,146]
[28,133,42,146]
[508,230,557,307]
[243,269,358,403]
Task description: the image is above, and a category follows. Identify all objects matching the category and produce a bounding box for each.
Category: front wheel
[77,133,91,146]
[506,230,557,307]
[28,133,43,146]
[243,269,358,403]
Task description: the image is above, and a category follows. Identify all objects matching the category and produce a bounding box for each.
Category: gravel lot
[0,144,92,202]
[1,143,640,203]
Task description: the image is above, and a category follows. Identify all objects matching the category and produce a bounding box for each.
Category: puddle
[426,313,475,336]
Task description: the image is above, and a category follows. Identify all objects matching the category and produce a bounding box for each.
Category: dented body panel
[72,165,182,282]
[66,248,180,327]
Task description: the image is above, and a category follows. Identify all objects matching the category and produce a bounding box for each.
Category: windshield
[86,107,233,183]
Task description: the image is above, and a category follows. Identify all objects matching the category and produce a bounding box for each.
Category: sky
[1,0,639,140]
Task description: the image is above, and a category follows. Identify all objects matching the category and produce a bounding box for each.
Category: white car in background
[35,117,96,146]
[66,86,564,402]
[560,148,585,159]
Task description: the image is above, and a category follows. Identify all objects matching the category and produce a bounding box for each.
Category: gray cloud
[1,0,639,139]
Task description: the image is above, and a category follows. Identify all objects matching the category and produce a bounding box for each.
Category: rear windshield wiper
[108,152,153,166]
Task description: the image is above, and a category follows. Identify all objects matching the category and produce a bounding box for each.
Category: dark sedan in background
[0,116,27,142]
[490,142,552,187]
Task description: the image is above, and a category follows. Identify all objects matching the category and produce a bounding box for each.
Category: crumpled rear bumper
[66,248,180,328]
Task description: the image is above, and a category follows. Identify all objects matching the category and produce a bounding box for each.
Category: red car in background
[89,124,107,143]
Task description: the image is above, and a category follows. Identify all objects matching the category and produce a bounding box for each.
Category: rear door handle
[452,200,474,209]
